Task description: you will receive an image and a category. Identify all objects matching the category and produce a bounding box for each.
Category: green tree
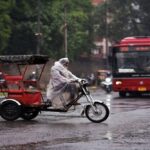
[5,0,37,54]
[43,0,93,59]
[3,0,94,60]
[136,0,150,35]
[93,0,150,42]
[0,1,11,53]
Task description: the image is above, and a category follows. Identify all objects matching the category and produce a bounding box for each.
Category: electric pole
[64,0,68,57]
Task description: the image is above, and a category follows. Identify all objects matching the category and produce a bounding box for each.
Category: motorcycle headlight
[106,78,111,82]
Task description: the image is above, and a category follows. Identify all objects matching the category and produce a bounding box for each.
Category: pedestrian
[46,58,81,109]
[89,73,95,85]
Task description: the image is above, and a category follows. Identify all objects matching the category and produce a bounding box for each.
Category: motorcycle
[0,55,109,123]
[41,79,110,123]
[101,77,112,93]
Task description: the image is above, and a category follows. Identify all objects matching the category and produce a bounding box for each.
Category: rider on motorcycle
[46,58,81,108]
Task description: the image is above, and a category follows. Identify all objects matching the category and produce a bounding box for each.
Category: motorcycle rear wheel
[85,102,109,123]
[21,108,39,120]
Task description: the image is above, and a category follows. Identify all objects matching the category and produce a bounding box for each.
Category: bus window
[115,51,150,73]
[116,52,137,73]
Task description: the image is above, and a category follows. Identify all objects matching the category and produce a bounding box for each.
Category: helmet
[107,72,111,76]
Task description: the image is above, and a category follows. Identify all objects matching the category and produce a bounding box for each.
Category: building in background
[91,0,111,60]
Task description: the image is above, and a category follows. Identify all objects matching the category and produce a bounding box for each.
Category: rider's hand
[69,79,77,83]
[77,78,85,82]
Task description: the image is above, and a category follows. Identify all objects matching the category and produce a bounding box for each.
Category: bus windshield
[115,51,150,73]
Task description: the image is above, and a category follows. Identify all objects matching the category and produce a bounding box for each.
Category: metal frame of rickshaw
[0,55,49,108]
[0,55,85,112]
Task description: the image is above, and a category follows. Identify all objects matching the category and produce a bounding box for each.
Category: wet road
[0,88,150,150]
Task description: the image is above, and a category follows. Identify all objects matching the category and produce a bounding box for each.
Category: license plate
[138,87,146,91]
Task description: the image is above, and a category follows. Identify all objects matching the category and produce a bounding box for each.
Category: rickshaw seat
[4,75,23,81]
[3,75,24,90]
[5,89,24,93]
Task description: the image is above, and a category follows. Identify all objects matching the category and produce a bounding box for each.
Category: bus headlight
[116,81,122,85]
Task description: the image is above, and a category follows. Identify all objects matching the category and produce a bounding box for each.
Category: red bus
[111,36,150,97]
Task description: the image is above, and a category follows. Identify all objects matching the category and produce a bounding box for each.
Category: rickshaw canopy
[0,55,49,65]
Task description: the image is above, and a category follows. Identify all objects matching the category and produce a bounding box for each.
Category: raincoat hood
[59,58,69,65]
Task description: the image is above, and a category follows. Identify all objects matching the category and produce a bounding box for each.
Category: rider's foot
[80,109,85,116]
[73,102,81,105]
[45,100,52,106]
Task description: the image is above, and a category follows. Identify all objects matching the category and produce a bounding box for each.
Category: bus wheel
[119,92,126,97]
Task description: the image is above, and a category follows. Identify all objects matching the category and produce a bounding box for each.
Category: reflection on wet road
[105,92,150,114]
[1,88,150,150]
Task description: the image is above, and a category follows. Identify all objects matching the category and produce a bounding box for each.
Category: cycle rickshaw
[0,55,109,123]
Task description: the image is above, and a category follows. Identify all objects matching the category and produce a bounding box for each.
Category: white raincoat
[46,58,80,108]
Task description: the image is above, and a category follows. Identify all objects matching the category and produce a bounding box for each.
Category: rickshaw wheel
[21,108,39,120]
[0,101,21,121]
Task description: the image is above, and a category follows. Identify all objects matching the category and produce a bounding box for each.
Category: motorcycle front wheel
[85,102,109,123]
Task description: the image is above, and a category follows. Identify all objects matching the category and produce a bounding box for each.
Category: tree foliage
[42,0,93,59]
[0,1,11,53]
[0,0,93,60]
[5,0,39,55]
[93,0,150,42]
[2,0,150,58]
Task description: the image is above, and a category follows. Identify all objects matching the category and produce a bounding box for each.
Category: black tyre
[21,108,39,120]
[85,102,109,123]
[106,87,111,93]
[0,101,21,121]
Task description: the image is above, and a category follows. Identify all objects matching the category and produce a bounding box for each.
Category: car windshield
[116,51,150,73]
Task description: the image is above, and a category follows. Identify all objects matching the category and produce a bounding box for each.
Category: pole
[105,0,108,57]
[35,0,42,78]
[64,0,68,57]
[36,0,41,55]
[105,0,109,69]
